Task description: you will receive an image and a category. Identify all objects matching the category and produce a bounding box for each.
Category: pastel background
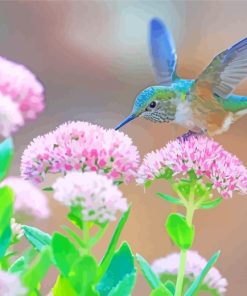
[1,1,247,295]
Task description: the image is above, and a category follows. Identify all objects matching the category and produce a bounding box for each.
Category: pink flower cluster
[137,136,247,198]
[53,172,128,223]
[152,250,228,295]
[21,121,140,184]
[2,177,50,219]
[0,56,44,137]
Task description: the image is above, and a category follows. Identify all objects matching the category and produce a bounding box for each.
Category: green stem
[175,186,195,296]
[82,222,91,254]
[175,249,187,296]
[88,223,109,248]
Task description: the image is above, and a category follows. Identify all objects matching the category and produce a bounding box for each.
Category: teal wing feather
[216,93,247,112]
[191,36,247,99]
[149,18,177,86]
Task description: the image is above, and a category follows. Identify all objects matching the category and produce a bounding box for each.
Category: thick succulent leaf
[0,186,14,258]
[69,255,99,296]
[164,281,175,295]
[165,213,194,250]
[53,276,77,296]
[67,206,83,230]
[22,247,52,291]
[52,232,80,276]
[97,242,136,296]
[200,198,223,209]
[0,226,11,259]
[136,253,161,289]
[157,193,183,206]
[9,256,26,273]
[23,225,51,251]
[108,272,136,296]
[99,207,131,277]
[150,285,173,296]
[0,138,14,181]
[185,251,221,296]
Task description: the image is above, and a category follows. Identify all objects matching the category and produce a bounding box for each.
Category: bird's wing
[191,37,247,98]
[149,18,177,86]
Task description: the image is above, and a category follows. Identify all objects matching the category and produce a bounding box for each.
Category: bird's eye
[149,101,156,108]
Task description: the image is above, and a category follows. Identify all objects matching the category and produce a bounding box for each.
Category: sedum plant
[136,135,247,296]
[18,122,140,295]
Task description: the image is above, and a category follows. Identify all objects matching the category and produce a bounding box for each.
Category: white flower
[0,270,26,296]
[0,94,23,137]
[152,250,228,295]
[53,171,128,223]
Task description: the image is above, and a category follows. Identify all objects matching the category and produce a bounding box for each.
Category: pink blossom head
[152,250,228,295]
[0,94,24,137]
[2,177,50,219]
[0,270,26,296]
[0,56,44,120]
[21,121,140,184]
[53,171,128,224]
[137,136,247,198]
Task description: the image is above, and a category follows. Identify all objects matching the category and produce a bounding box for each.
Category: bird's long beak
[115,113,136,130]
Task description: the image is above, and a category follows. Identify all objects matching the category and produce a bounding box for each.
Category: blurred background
[0,1,247,295]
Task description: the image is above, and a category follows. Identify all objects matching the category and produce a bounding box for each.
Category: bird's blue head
[115,86,177,130]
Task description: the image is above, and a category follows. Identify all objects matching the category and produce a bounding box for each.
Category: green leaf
[188,169,198,181]
[185,251,221,296]
[108,272,136,296]
[136,253,161,289]
[194,182,207,198]
[0,186,14,258]
[42,187,53,192]
[97,242,136,296]
[200,198,223,209]
[158,167,173,180]
[165,213,194,250]
[99,207,131,278]
[0,226,11,259]
[22,247,52,291]
[9,256,25,273]
[144,180,153,189]
[157,193,183,206]
[23,225,51,251]
[0,138,14,181]
[67,206,83,229]
[150,285,173,296]
[9,248,38,275]
[62,225,85,248]
[53,276,77,296]
[175,182,191,199]
[52,232,80,276]
[164,281,175,295]
[69,255,99,296]
[22,247,38,264]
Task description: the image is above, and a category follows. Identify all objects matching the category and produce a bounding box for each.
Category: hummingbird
[115,18,247,136]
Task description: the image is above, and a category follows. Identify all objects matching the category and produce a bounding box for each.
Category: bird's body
[115,18,247,136]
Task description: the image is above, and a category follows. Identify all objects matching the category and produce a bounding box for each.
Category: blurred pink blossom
[137,136,247,198]
[53,171,128,223]
[0,56,44,120]
[2,177,50,219]
[0,94,24,137]
[21,121,140,184]
[152,250,228,295]
[0,270,26,296]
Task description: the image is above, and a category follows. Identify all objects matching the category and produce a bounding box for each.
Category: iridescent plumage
[115,18,247,136]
